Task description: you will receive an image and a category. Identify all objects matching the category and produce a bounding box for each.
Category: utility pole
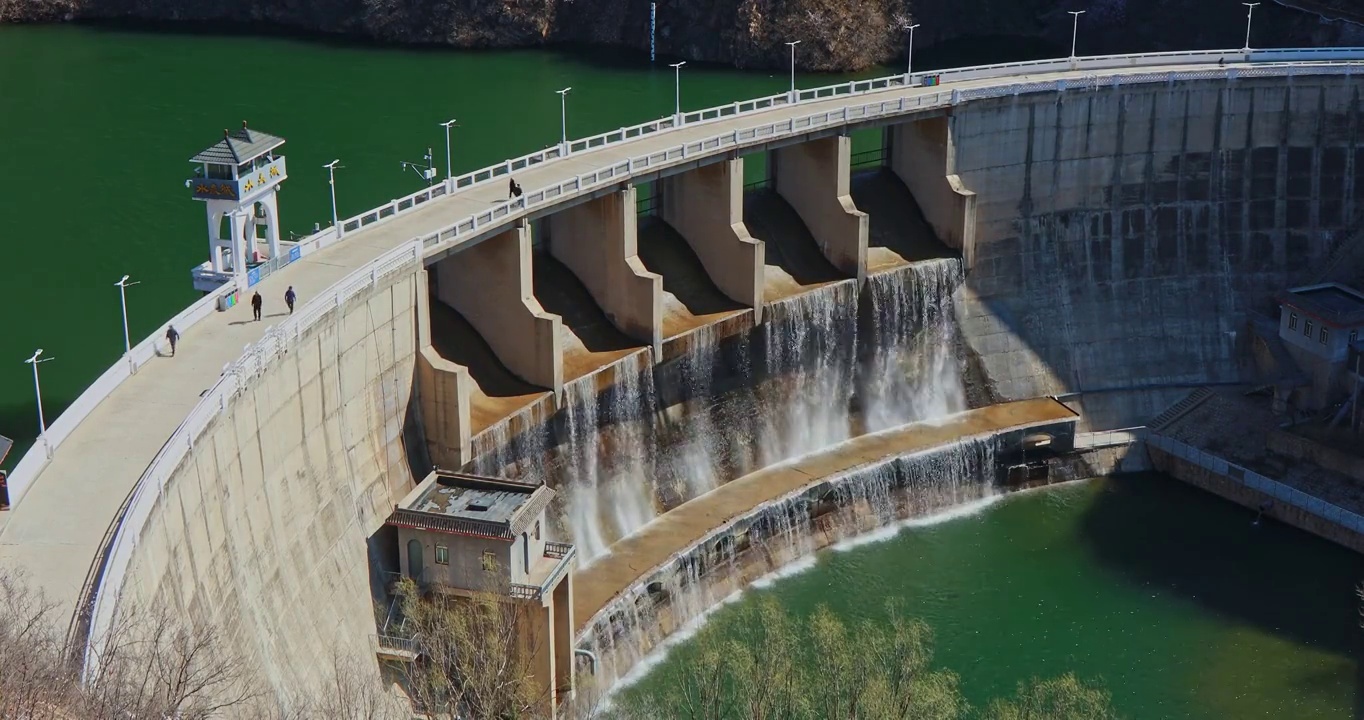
[904,23,921,77]
[115,275,140,372]
[556,87,572,154]
[439,119,458,180]
[786,40,802,102]
[323,159,342,231]
[670,61,686,124]
[24,349,54,456]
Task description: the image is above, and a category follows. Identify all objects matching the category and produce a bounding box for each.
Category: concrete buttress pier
[774,135,869,285]
[548,186,664,358]
[659,157,766,323]
[890,117,978,266]
[432,221,564,396]
[417,268,474,469]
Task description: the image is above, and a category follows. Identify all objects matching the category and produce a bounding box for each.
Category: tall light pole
[1068,10,1086,60]
[24,349,54,453]
[323,159,341,231]
[904,23,921,77]
[1243,2,1260,51]
[115,275,139,370]
[786,40,802,101]
[439,119,458,180]
[556,87,572,154]
[669,61,686,123]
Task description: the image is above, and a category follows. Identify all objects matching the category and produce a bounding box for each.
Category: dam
[2,43,1364,715]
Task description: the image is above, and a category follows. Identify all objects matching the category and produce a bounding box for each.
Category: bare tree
[0,569,78,720]
[394,574,550,719]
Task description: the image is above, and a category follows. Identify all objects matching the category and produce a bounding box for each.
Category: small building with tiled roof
[1277,283,1364,409]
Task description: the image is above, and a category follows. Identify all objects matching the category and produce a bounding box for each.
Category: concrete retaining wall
[890,117,978,258]
[113,270,423,705]
[548,187,664,358]
[775,135,869,284]
[953,76,1364,427]
[659,158,766,321]
[433,222,564,395]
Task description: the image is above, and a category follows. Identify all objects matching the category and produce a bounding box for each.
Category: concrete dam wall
[951,74,1364,428]
[106,271,422,704]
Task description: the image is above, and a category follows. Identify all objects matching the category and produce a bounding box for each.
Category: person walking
[507,177,522,199]
[166,325,180,357]
[285,286,297,314]
[251,291,263,321]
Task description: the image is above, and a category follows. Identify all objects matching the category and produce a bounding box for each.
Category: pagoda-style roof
[190,123,285,165]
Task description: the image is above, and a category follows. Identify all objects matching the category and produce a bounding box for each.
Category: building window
[1305,320,1314,338]
[1320,327,1330,345]
[481,551,497,573]
[435,545,449,565]
[1351,330,1359,345]
[534,521,541,541]
[1288,313,1298,331]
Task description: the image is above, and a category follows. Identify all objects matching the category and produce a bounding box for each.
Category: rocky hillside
[1,0,1361,71]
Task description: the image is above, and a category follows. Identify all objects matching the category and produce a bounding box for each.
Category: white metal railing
[1148,433,1364,534]
[72,48,1364,672]
[1073,427,1148,449]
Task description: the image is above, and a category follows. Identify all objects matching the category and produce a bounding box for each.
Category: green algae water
[618,475,1364,719]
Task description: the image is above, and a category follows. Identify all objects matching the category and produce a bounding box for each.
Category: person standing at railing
[251,291,263,322]
[285,286,297,315]
[165,325,180,357]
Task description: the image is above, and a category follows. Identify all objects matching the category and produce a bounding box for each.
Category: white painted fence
[1148,433,1364,533]
[63,47,1364,671]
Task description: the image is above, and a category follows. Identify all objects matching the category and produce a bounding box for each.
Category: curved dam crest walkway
[0,49,1360,634]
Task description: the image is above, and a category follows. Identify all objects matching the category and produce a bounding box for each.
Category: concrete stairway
[1149,387,1216,431]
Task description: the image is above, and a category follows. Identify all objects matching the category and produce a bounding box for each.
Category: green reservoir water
[0,24,1059,468]
[619,475,1364,719]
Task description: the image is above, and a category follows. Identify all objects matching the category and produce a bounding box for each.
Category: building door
[407,539,423,580]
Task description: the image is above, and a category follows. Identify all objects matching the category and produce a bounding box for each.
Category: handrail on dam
[33,45,1360,677]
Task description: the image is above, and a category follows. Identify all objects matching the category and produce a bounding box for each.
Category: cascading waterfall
[757,282,859,465]
[559,351,660,565]
[657,324,725,501]
[863,258,968,431]
[589,434,998,692]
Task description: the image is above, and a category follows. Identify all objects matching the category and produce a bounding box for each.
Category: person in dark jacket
[251,291,263,321]
[166,325,180,356]
[285,286,297,314]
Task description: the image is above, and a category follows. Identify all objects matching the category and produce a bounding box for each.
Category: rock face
[1,0,1361,70]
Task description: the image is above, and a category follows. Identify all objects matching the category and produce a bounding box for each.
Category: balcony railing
[508,543,576,601]
[544,541,573,559]
[375,633,420,657]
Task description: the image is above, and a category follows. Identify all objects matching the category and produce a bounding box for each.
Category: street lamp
[1068,10,1086,60]
[669,61,686,123]
[904,23,921,77]
[556,87,572,153]
[786,40,802,101]
[323,159,342,231]
[439,119,458,180]
[24,349,54,454]
[115,275,140,370]
[1243,3,1260,51]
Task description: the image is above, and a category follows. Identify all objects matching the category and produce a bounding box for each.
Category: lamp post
[1243,2,1260,51]
[556,87,572,154]
[669,61,686,124]
[323,159,341,232]
[439,119,458,180]
[24,349,54,455]
[115,275,139,371]
[1068,10,1086,60]
[904,23,920,77]
[786,40,802,102]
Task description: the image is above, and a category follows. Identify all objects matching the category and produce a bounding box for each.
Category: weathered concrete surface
[953,75,1364,428]
[775,135,869,285]
[890,118,978,260]
[433,222,564,395]
[573,398,1077,633]
[659,158,766,321]
[116,271,422,702]
[416,269,474,470]
[548,187,664,359]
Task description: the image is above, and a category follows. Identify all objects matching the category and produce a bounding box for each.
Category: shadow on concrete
[427,298,546,397]
[1078,472,1364,661]
[637,217,744,317]
[851,168,956,263]
[531,251,638,354]
[743,190,845,285]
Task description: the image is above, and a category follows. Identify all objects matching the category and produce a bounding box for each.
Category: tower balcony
[190,156,288,203]
[509,541,575,603]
